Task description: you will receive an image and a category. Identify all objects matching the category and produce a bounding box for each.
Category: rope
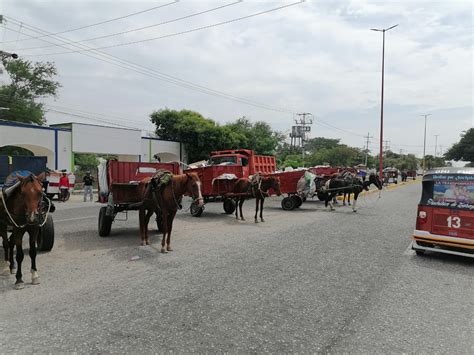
[0,191,52,229]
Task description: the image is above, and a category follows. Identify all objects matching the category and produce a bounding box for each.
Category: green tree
[224,117,284,155]
[150,109,237,162]
[305,137,340,151]
[0,58,61,125]
[444,128,474,167]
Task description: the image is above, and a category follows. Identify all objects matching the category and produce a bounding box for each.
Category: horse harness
[0,180,52,229]
[149,170,182,211]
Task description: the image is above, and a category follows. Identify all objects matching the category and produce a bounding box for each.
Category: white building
[0,121,186,171]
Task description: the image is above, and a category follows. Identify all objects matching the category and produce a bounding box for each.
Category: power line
[0,0,179,44]
[4,17,296,113]
[17,1,243,51]
[18,1,305,56]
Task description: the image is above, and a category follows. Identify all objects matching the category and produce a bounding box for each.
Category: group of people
[42,170,95,202]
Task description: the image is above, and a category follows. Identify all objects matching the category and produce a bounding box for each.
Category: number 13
[447,216,461,229]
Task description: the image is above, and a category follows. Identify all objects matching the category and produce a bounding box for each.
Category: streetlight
[0,50,18,59]
[371,24,398,179]
[421,114,431,172]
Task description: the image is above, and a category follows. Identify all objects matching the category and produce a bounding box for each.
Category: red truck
[185,149,276,216]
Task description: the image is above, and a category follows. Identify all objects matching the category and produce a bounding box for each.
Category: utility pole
[421,114,431,173]
[434,134,439,157]
[371,24,398,179]
[295,113,312,166]
[363,132,373,166]
[399,149,404,155]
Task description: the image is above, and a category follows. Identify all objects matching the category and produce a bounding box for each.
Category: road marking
[403,242,415,255]
[55,216,97,223]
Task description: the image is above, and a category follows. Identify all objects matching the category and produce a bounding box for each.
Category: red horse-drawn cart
[97,160,181,236]
[267,166,342,210]
[185,149,276,216]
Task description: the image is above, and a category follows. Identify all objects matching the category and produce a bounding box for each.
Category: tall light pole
[434,134,439,158]
[371,24,398,179]
[421,114,431,172]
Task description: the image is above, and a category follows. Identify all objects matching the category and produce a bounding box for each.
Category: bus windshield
[422,174,474,210]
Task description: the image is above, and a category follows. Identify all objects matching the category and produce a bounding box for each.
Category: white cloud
[1,0,472,157]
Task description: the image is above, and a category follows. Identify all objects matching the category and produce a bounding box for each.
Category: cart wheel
[37,215,54,251]
[281,196,296,210]
[223,199,236,214]
[317,192,326,201]
[98,206,113,237]
[46,193,55,200]
[291,195,303,208]
[190,201,204,217]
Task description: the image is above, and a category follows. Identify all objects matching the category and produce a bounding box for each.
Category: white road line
[403,242,415,255]
[55,216,97,223]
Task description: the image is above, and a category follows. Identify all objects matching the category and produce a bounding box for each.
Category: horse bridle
[0,190,51,229]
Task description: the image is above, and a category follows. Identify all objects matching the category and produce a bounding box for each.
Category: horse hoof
[254,220,258,223]
[353,210,357,213]
[14,282,24,290]
[166,247,173,252]
[31,277,40,285]
[241,218,245,221]
[161,248,168,254]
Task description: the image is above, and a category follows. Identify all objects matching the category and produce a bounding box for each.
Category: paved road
[1,183,472,353]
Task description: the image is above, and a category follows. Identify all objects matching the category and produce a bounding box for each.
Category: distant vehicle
[383,168,399,184]
[185,149,276,216]
[412,167,474,258]
[406,170,417,180]
[46,171,75,200]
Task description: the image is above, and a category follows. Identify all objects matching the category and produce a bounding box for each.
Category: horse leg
[161,211,169,253]
[347,191,351,206]
[144,209,154,245]
[260,197,265,222]
[254,196,259,223]
[342,192,346,206]
[239,198,245,221]
[235,198,239,220]
[327,194,335,211]
[12,230,25,289]
[139,207,146,246]
[352,192,358,212]
[166,210,177,251]
[0,227,10,275]
[29,227,40,285]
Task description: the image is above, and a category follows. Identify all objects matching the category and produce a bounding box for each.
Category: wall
[140,137,183,163]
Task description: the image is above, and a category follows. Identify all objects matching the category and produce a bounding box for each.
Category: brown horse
[137,172,203,251]
[0,174,46,289]
[233,176,281,222]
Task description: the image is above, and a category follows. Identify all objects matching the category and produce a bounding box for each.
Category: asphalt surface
[0,182,472,353]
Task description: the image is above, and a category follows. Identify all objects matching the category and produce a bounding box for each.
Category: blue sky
[1,0,472,157]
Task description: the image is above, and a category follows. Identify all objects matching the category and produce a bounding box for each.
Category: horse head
[16,174,44,224]
[185,172,204,207]
[368,173,383,190]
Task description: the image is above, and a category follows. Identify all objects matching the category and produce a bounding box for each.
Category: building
[0,120,186,171]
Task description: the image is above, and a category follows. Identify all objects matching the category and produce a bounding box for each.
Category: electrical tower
[363,132,373,166]
[290,113,312,164]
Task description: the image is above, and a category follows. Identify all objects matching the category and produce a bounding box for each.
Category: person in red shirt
[59,172,69,202]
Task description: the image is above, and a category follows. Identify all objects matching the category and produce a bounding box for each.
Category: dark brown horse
[137,172,203,251]
[0,174,46,289]
[233,176,281,222]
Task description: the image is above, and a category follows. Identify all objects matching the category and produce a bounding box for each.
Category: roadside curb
[336,178,420,200]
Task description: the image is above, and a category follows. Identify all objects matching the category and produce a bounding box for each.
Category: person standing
[59,172,69,202]
[83,171,94,202]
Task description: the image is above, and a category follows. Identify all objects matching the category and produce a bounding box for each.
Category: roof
[423,167,474,181]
